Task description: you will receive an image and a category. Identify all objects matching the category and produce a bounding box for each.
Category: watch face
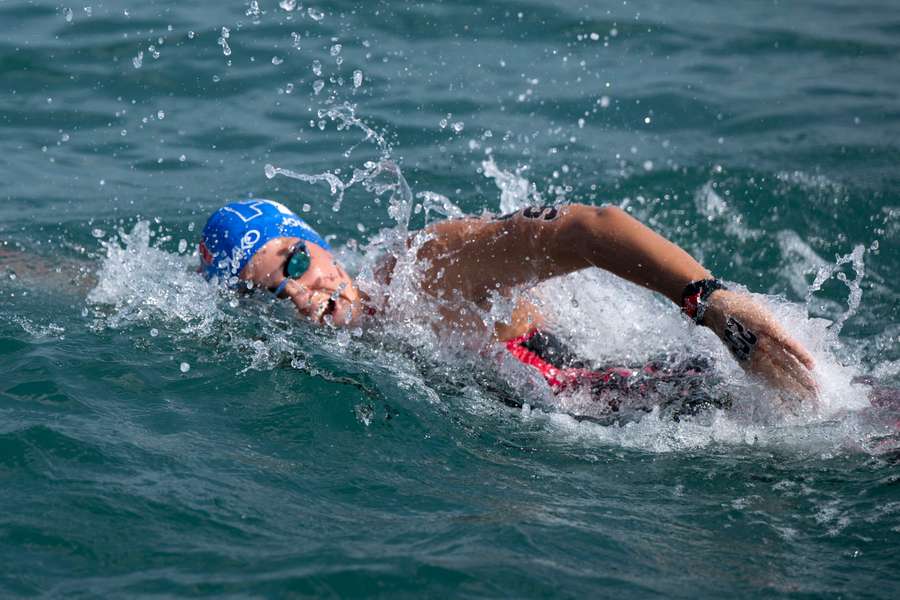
[284,244,311,279]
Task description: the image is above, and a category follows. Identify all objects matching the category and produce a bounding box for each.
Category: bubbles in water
[308,7,324,21]
[272,56,284,65]
[132,51,143,69]
[599,95,610,108]
[246,0,261,20]
[157,110,165,120]
[330,44,342,56]
[279,0,297,11]
[311,60,322,76]
[64,7,73,22]
[313,80,325,95]
[264,164,276,179]
[353,70,363,88]
[92,228,106,239]
[291,32,302,50]
[218,27,232,57]
[180,362,191,373]
[178,239,188,254]
[150,328,159,337]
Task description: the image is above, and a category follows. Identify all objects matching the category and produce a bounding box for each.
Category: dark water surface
[2,1,899,597]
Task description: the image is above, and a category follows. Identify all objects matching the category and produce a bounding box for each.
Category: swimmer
[199,199,820,411]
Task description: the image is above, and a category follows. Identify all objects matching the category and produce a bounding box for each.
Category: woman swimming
[198,198,819,409]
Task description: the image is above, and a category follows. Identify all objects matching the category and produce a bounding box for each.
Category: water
[2,1,899,596]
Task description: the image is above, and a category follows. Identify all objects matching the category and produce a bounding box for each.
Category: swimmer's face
[240,236,363,327]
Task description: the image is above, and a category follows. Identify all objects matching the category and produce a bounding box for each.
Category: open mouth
[314,298,338,323]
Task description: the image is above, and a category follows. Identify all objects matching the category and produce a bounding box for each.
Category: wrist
[681,278,728,326]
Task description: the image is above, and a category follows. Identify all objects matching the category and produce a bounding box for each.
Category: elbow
[559,204,621,254]
[565,204,623,229]
[581,203,626,223]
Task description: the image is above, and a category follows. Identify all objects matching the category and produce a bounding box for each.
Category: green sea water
[2,1,899,597]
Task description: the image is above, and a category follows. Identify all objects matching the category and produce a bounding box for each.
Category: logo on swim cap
[199,199,331,283]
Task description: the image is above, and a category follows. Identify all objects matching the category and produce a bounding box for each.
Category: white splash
[806,244,866,337]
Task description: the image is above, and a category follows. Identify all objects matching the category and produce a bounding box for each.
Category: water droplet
[218,27,232,56]
[643,160,654,171]
[91,228,105,238]
[157,110,165,120]
[599,95,610,108]
[352,70,363,88]
[451,121,464,133]
[643,116,651,124]
[180,362,191,373]
[150,328,159,337]
[308,7,324,21]
[285,82,294,94]
[589,32,599,41]
[356,223,366,232]
[179,154,186,162]
[302,203,311,212]
[272,56,283,66]
[264,164,276,179]
[188,30,195,39]
[61,133,70,142]
[178,239,188,253]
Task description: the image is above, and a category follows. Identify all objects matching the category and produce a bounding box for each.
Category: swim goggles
[272,242,311,297]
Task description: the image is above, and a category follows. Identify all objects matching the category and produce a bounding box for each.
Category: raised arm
[418,204,707,304]
[417,204,817,401]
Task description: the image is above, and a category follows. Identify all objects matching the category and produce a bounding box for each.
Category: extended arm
[417,204,707,304]
[417,204,817,401]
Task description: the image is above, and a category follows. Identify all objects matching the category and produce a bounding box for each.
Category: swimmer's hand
[703,290,818,404]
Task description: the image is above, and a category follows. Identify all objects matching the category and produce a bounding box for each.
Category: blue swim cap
[199,199,331,282]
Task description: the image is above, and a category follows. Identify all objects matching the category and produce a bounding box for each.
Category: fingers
[757,316,816,371]
[750,334,819,403]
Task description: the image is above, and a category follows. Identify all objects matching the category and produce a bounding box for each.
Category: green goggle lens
[284,244,311,279]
